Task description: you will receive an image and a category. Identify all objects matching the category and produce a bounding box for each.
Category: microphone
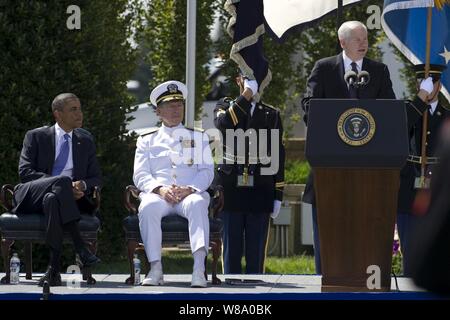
[344,70,358,88]
[358,71,370,86]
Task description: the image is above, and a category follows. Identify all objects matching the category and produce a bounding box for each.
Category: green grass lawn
[93,250,403,275]
[93,251,317,275]
[265,254,316,274]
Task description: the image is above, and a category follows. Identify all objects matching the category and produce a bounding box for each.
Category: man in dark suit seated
[301,20,396,274]
[12,93,101,286]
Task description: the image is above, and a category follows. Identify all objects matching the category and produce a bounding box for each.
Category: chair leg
[24,241,32,280]
[125,239,139,285]
[210,239,222,285]
[137,244,150,276]
[81,240,97,285]
[1,239,14,284]
[204,255,208,281]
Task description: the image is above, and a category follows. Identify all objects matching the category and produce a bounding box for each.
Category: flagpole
[186,0,196,128]
[336,0,343,54]
[419,6,433,188]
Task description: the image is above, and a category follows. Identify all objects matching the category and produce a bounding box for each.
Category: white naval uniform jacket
[133,123,214,195]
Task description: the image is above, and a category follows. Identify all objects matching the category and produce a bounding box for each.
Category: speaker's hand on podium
[270,200,282,219]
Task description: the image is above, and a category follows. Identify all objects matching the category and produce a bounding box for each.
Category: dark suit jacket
[301,53,396,205]
[18,125,102,191]
[13,125,102,215]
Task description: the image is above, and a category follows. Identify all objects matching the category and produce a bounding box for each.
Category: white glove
[244,79,258,97]
[270,200,282,219]
[420,77,434,95]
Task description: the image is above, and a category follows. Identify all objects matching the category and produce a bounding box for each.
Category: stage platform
[0,273,444,300]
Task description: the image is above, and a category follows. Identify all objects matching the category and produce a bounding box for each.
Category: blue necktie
[349,62,359,99]
[52,134,70,176]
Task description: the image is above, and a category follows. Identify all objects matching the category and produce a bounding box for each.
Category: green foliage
[139,0,218,118]
[386,41,417,99]
[392,252,403,275]
[0,0,140,266]
[285,160,310,184]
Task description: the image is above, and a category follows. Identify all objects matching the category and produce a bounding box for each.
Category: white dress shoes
[141,269,164,286]
[191,270,207,288]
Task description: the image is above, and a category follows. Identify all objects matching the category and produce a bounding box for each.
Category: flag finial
[435,0,450,10]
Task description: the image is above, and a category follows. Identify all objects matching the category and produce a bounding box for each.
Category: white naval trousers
[138,191,210,262]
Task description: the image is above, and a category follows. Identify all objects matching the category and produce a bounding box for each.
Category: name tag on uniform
[237,175,254,187]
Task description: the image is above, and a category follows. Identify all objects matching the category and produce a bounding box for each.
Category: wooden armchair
[123,185,224,285]
[0,184,101,284]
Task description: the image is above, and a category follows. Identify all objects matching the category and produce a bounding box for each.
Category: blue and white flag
[382,0,450,102]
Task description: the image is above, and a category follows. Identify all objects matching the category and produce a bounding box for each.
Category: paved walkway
[0,273,432,300]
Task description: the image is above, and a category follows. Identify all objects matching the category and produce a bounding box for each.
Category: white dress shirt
[342,52,363,91]
[429,101,438,115]
[342,51,363,74]
[54,122,73,178]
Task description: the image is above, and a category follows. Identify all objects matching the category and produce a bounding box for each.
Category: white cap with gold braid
[150,80,187,107]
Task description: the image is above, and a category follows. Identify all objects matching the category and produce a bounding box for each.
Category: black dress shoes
[38,267,62,287]
[78,248,101,267]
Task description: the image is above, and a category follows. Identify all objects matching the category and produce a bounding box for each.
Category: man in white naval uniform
[133,80,214,287]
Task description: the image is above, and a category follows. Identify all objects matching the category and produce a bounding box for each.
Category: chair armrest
[0,184,14,211]
[124,185,141,215]
[0,184,101,213]
[92,186,101,213]
[209,185,224,218]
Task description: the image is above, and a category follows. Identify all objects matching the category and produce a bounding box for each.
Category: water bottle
[133,254,141,285]
[10,253,20,285]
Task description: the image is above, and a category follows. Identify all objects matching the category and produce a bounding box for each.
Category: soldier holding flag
[214,73,285,274]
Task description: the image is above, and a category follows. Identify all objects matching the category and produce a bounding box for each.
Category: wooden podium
[305,99,408,292]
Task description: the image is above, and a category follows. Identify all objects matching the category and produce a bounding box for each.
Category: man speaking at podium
[301,21,396,274]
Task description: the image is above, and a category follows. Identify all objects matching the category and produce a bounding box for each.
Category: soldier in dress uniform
[397,64,450,276]
[133,80,214,287]
[214,73,285,274]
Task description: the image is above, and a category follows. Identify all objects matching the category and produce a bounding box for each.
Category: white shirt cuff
[244,79,258,96]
